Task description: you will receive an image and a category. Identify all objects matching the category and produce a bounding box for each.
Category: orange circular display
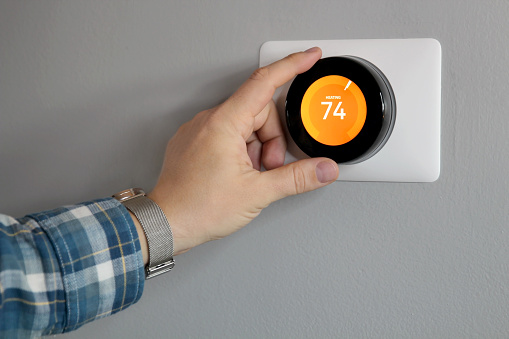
[301,75,367,146]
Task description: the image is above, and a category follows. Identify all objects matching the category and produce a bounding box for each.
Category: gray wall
[1,1,508,338]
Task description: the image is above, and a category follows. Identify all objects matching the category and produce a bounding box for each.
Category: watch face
[301,75,367,146]
[286,56,396,164]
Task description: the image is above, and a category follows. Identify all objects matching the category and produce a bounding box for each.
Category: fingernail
[316,161,338,183]
[305,47,320,53]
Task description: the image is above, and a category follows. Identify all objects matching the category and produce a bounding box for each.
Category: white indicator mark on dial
[344,80,352,91]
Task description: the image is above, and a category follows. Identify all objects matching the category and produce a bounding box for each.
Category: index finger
[223,47,322,120]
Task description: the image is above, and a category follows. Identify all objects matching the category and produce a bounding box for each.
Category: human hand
[148,47,338,255]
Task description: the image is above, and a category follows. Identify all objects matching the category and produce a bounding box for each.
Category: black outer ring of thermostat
[285,56,396,164]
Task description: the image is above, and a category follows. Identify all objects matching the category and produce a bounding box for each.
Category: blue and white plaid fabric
[0,198,145,338]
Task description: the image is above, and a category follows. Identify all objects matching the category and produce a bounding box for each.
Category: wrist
[125,192,193,264]
[146,192,194,256]
[113,188,175,279]
[130,209,191,259]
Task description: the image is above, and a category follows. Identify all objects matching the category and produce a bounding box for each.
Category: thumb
[259,158,338,204]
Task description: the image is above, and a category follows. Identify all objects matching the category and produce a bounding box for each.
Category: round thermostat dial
[286,56,396,164]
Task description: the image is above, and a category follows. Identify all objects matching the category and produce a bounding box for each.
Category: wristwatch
[112,188,174,279]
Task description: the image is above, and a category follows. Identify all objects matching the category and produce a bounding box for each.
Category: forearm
[0,198,145,337]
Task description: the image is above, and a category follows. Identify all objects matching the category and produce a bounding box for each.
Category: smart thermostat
[286,56,396,164]
[260,39,441,182]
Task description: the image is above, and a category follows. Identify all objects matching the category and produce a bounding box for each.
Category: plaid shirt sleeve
[0,197,145,338]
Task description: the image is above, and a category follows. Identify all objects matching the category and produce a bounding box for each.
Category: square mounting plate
[259,39,441,182]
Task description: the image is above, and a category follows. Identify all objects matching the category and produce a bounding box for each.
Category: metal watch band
[114,189,174,279]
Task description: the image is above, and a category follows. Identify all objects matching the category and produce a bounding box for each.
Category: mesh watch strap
[122,195,174,279]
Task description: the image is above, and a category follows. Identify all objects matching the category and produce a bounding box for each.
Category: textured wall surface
[1,1,508,338]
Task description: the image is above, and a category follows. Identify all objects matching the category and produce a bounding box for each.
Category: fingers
[245,100,287,170]
[255,100,286,170]
[257,158,338,204]
[222,47,322,124]
[246,133,262,170]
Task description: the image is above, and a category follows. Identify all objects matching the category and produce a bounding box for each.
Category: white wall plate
[259,39,441,182]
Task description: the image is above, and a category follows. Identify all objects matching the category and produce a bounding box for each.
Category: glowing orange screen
[301,75,367,146]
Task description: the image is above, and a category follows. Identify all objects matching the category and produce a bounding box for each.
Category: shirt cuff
[28,197,145,333]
